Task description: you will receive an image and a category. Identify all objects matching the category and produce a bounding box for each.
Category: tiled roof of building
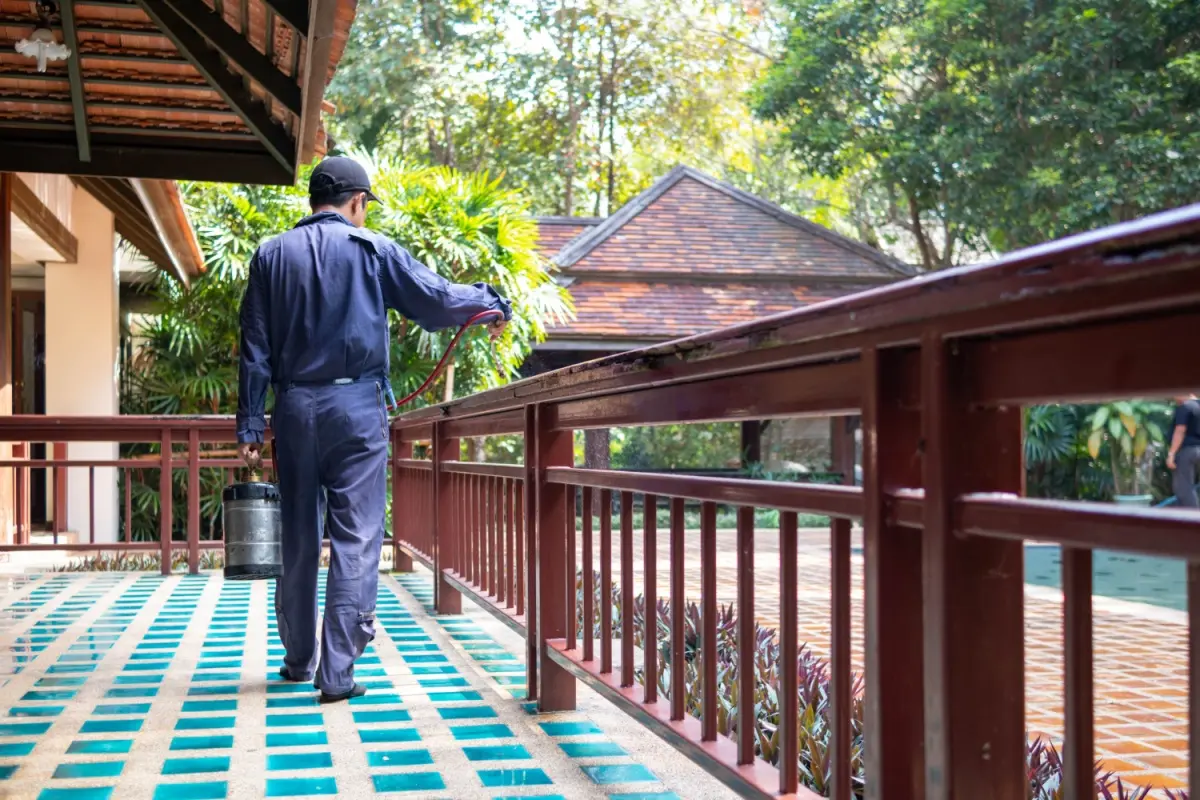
[533,216,601,257]
[537,165,912,342]
[560,280,872,339]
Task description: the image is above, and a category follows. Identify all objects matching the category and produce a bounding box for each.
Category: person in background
[1167,393,1200,509]
[236,156,511,702]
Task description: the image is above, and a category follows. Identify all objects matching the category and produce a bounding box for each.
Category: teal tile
[265,684,313,695]
[266,752,332,770]
[354,668,387,677]
[560,741,626,758]
[105,688,158,699]
[608,793,681,800]
[0,741,36,756]
[401,654,448,663]
[266,731,328,747]
[417,678,469,689]
[264,777,337,796]
[437,706,497,721]
[68,740,132,754]
[0,764,17,779]
[81,720,142,734]
[265,713,323,728]
[21,691,76,702]
[152,781,228,800]
[581,764,657,784]
[162,757,230,775]
[123,662,171,672]
[187,686,238,697]
[371,773,445,793]
[93,703,151,715]
[169,736,234,751]
[539,721,602,736]
[37,789,114,800]
[191,673,240,683]
[477,768,553,787]
[409,666,458,675]
[428,690,482,702]
[53,761,125,779]
[356,728,420,744]
[195,661,242,670]
[349,707,417,728]
[450,724,513,740]
[265,697,317,709]
[114,675,162,685]
[346,693,401,706]
[182,700,237,713]
[481,664,525,674]
[57,653,107,662]
[36,678,86,688]
[175,717,234,731]
[463,745,531,761]
[10,706,63,717]
[365,749,433,767]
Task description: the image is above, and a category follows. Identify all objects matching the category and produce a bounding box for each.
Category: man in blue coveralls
[235,157,511,702]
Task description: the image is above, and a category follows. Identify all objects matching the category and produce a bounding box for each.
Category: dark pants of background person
[1175,445,1200,509]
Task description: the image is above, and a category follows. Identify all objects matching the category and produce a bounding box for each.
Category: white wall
[44,188,119,542]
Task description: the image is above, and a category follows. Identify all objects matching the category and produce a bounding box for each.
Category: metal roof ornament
[15,0,72,73]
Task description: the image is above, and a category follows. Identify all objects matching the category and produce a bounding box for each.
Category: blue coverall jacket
[234,210,511,694]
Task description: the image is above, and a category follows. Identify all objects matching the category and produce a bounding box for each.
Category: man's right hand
[239,443,262,470]
[1168,452,1177,471]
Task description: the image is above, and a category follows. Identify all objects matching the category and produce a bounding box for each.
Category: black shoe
[279,666,312,682]
[319,683,367,704]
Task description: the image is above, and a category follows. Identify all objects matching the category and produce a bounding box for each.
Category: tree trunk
[583,429,610,470]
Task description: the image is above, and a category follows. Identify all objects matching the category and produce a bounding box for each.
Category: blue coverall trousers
[271,379,389,694]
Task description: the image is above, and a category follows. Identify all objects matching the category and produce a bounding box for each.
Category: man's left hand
[1168,452,1177,471]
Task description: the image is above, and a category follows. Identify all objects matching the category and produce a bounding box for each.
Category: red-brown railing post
[123,467,132,543]
[434,422,461,614]
[862,346,925,796]
[392,434,414,572]
[88,466,96,544]
[920,332,1025,797]
[524,408,539,698]
[830,415,855,800]
[159,428,172,575]
[187,427,200,574]
[532,403,576,711]
[53,442,67,542]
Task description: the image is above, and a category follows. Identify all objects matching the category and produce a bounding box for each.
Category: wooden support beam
[260,0,308,36]
[157,0,302,116]
[59,0,91,162]
[11,177,78,262]
[0,139,292,184]
[294,0,335,167]
[131,0,296,171]
[0,175,12,542]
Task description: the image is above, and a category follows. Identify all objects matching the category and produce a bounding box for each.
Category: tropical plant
[1086,401,1172,497]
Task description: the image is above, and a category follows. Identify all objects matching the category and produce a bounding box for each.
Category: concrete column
[45,188,119,542]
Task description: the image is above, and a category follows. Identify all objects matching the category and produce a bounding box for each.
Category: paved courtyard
[0,569,733,800]
[577,527,1190,796]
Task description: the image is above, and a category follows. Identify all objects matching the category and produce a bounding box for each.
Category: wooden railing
[390,204,1200,799]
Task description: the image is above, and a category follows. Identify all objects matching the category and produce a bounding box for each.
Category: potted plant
[1086,401,1171,506]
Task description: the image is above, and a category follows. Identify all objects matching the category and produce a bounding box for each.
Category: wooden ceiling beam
[132,0,296,171]
[11,177,78,262]
[157,0,302,116]
[260,0,308,37]
[58,0,92,162]
[295,0,334,167]
[0,138,293,184]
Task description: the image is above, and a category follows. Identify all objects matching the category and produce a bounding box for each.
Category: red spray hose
[387,309,506,412]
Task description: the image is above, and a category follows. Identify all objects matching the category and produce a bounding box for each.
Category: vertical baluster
[736,505,755,763]
[187,428,200,574]
[831,417,854,800]
[515,479,525,616]
[779,510,799,793]
[88,466,96,544]
[1063,547,1094,800]
[669,497,685,720]
[434,424,461,614]
[490,476,499,598]
[620,491,634,687]
[506,479,516,608]
[565,485,576,647]
[159,429,173,575]
[643,495,658,704]
[522,411,538,698]
[599,488,613,674]
[124,467,133,544]
[582,488,594,662]
[700,500,717,741]
[474,473,483,586]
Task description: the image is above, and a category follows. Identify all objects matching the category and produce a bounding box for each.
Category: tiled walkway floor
[576,527,1189,797]
[0,569,706,800]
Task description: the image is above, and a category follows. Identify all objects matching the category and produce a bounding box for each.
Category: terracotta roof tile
[534,216,601,257]
[551,279,876,339]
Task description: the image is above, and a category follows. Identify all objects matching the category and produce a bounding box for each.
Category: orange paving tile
[577,526,1190,797]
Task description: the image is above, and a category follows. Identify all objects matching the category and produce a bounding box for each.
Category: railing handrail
[392,202,1200,428]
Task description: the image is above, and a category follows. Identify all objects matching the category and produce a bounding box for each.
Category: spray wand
[385,309,507,412]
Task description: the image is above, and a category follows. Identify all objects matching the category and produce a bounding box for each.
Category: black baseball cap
[308,156,380,204]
